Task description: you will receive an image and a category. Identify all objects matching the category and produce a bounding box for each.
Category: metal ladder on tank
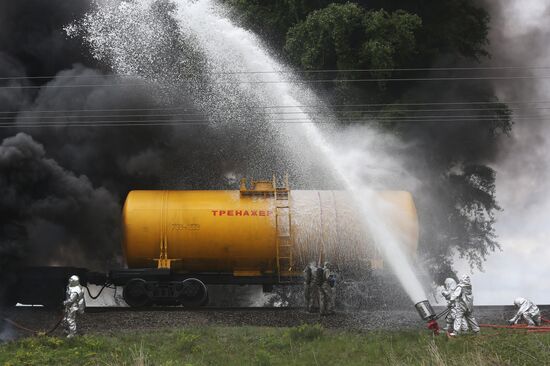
[274,174,293,283]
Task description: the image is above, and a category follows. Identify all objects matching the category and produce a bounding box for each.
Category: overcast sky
[455,0,550,305]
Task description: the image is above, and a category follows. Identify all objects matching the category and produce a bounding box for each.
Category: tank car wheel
[178,278,208,307]
[123,279,150,308]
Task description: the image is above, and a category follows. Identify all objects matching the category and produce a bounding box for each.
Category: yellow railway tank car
[116,177,418,307]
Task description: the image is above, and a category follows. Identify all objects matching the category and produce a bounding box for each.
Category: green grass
[1,325,550,366]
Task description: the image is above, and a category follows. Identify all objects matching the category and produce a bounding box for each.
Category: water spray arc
[78,0,428,304]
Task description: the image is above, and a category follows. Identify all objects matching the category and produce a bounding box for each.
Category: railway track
[3,305,550,339]
[8,304,550,312]
[84,306,304,313]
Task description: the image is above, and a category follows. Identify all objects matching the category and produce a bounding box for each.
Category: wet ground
[3,305,549,339]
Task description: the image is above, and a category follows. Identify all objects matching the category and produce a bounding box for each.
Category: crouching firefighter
[62,275,86,338]
[303,263,318,313]
[319,262,336,315]
[509,297,541,326]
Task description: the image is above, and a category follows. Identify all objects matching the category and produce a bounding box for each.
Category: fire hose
[479,315,550,333]
[2,312,65,336]
[416,300,550,335]
[426,308,451,335]
[416,300,452,335]
[0,284,112,337]
[83,282,113,300]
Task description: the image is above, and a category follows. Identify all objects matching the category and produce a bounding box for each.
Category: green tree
[284,4,421,74]
[227,0,489,63]
[360,0,490,61]
[224,0,333,47]
[420,164,502,284]
[225,0,509,281]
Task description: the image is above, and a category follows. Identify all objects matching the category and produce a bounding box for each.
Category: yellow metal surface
[122,189,419,276]
[123,190,277,272]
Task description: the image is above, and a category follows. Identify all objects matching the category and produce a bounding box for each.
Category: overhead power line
[0,109,519,120]
[0,116,540,129]
[0,106,518,116]
[1,117,533,126]
[0,111,533,122]
[0,101,547,117]
[1,75,550,90]
[2,65,550,81]
[258,100,550,107]
[1,100,548,116]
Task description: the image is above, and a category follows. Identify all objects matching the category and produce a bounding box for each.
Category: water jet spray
[77,0,429,307]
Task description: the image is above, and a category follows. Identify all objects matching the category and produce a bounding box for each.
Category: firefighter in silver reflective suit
[449,275,480,336]
[303,263,318,313]
[62,275,85,338]
[319,262,336,315]
[509,297,541,326]
[441,278,467,333]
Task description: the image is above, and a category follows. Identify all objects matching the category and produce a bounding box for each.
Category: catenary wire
[2,65,550,80]
[0,117,541,128]
[1,101,548,116]
[0,113,536,122]
[0,106,522,117]
[1,75,550,90]
[3,117,535,126]
[0,110,522,121]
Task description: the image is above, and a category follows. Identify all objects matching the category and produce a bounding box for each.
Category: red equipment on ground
[426,319,442,335]
[415,300,451,335]
[480,316,550,333]
[414,300,550,336]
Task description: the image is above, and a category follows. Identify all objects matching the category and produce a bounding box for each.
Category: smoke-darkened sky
[0,0,302,270]
[454,0,550,304]
[1,0,548,303]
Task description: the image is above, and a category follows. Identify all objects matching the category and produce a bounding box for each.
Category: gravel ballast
[3,305,548,339]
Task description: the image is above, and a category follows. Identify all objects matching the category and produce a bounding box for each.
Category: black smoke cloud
[0,0,515,289]
[0,0,140,272]
[372,65,512,280]
[0,53,30,112]
[0,132,121,267]
[0,0,107,276]
[0,0,296,276]
[0,0,95,77]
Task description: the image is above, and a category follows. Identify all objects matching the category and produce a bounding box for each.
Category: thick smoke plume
[0,0,520,301]
[0,0,303,277]
[0,132,121,267]
[456,0,550,304]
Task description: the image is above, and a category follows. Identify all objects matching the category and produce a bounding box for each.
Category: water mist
[77,0,427,303]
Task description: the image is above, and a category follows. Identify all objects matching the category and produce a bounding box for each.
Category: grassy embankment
[1,324,549,365]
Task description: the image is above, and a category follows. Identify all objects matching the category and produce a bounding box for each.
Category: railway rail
[8,304,550,312]
[3,305,550,340]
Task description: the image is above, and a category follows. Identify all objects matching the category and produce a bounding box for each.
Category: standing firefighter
[319,262,336,315]
[303,263,318,313]
[441,278,467,333]
[449,275,480,336]
[62,275,85,338]
[509,297,541,326]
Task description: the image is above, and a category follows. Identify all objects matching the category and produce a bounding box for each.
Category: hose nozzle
[415,300,436,321]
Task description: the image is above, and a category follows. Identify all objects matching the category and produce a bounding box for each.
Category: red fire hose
[425,308,451,335]
[427,312,550,335]
[478,314,550,333]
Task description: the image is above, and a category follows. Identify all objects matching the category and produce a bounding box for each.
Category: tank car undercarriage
[4,266,302,308]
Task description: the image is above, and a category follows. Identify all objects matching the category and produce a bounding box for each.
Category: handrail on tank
[240,174,289,197]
